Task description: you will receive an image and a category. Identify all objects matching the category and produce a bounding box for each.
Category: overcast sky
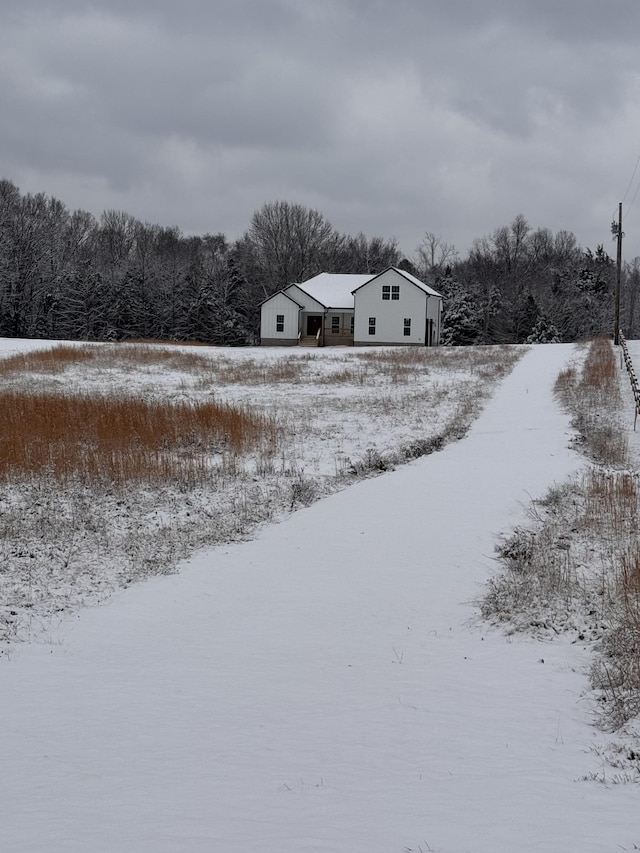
[3,0,640,261]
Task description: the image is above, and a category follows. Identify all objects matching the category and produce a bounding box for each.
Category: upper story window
[382,284,400,300]
[276,314,284,333]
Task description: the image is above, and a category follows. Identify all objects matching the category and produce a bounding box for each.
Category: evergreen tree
[526,316,561,343]
[438,276,480,345]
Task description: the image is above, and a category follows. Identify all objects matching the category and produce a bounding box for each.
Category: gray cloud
[2,0,640,259]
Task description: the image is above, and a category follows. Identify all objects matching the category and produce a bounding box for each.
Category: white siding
[426,294,442,345]
[260,293,300,342]
[354,269,427,345]
[285,284,326,313]
[261,270,441,347]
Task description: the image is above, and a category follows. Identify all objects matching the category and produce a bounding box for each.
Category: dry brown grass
[108,343,212,371]
[481,467,639,641]
[554,338,628,468]
[0,343,216,378]
[0,345,96,376]
[583,470,639,537]
[486,337,640,731]
[317,366,367,385]
[0,341,521,490]
[2,342,523,392]
[554,365,577,395]
[195,354,315,387]
[354,343,522,385]
[122,338,213,347]
[582,336,617,389]
[620,546,640,611]
[366,353,422,385]
[0,389,276,485]
[198,346,493,388]
[555,337,617,404]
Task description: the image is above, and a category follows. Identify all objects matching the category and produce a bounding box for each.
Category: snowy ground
[0,339,517,479]
[1,342,638,852]
[0,339,520,644]
[481,338,640,735]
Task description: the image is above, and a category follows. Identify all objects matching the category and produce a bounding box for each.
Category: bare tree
[490,214,530,276]
[415,232,458,280]
[335,232,400,273]
[96,210,138,285]
[247,200,338,292]
[1,191,54,336]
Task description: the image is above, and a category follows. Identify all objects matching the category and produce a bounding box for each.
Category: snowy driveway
[1,344,638,852]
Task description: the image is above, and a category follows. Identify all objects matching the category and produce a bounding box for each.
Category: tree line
[0,179,634,345]
[425,214,635,346]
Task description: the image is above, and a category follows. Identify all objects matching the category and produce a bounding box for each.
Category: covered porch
[298,311,354,347]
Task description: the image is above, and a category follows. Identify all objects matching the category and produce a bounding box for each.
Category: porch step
[298,336,320,347]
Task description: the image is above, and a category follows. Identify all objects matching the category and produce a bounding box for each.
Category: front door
[306,315,322,336]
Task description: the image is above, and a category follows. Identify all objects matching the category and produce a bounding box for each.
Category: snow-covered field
[0,339,520,644]
[1,340,639,852]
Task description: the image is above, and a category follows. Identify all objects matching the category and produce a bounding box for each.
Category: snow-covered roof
[292,273,372,310]
[389,268,442,298]
[258,288,303,308]
[290,267,441,308]
[349,267,442,298]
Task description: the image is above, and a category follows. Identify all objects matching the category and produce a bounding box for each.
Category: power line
[622,150,640,205]
[618,149,640,231]
[626,180,640,221]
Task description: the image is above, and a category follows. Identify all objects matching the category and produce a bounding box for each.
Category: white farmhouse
[260,267,442,347]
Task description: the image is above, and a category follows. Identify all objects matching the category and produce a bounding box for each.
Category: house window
[391,285,400,300]
[382,285,390,300]
[350,316,354,334]
[276,314,284,333]
[368,317,376,335]
[331,315,340,334]
[403,318,411,336]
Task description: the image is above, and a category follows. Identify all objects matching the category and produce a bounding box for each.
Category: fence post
[619,332,640,431]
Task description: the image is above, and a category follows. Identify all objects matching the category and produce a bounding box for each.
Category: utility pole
[612,202,623,345]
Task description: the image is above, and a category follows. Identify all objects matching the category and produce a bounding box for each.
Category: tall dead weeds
[0,389,276,485]
[484,337,640,735]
